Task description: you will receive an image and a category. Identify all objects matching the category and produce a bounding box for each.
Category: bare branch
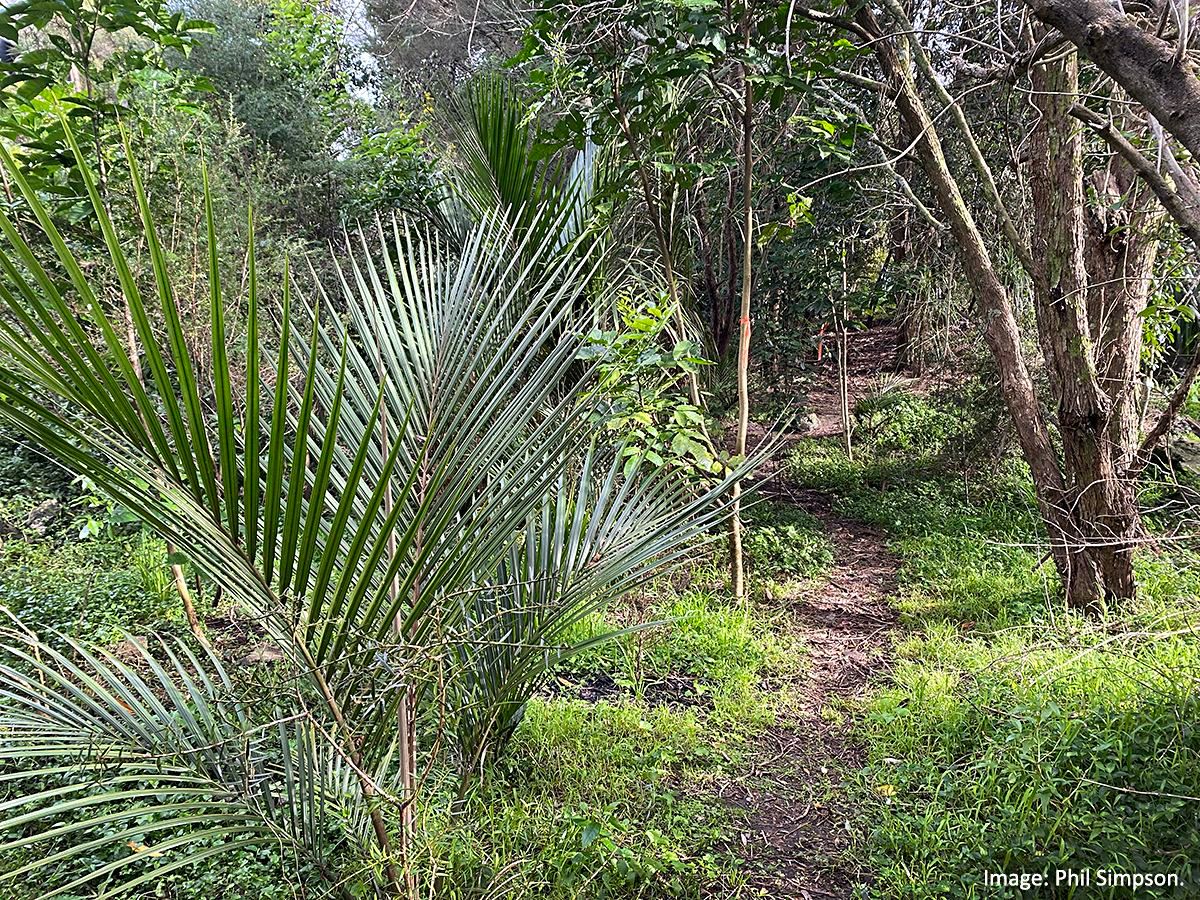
[1023,0,1200,160]
[1070,103,1200,248]
[880,0,1036,276]
[1134,353,1200,474]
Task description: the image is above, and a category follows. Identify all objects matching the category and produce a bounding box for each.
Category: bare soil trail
[729,486,897,898]
[726,326,904,898]
[801,323,906,441]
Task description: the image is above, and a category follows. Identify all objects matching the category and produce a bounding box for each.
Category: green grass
[405,556,806,898]
[559,560,805,729]
[416,700,743,898]
[789,405,1200,899]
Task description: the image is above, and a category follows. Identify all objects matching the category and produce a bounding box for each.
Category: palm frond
[0,118,762,895]
[446,441,757,781]
[0,621,356,898]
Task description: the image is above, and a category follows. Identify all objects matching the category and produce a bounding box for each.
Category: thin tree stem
[731,13,754,604]
[119,289,209,648]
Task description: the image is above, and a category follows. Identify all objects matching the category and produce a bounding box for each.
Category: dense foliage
[2,0,1199,896]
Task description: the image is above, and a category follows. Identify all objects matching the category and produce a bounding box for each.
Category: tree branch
[881,0,1035,277]
[953,32,1068,83]
[1132,352,1200,475]
[1070,104,1200,249]
[1023,0,1200,161]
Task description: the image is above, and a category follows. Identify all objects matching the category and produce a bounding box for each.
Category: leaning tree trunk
[858,9,1062,544]
[859,4,1140,608]
[1028,40,1141,607]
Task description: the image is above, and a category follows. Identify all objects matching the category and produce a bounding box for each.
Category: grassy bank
[790,392,1200,899]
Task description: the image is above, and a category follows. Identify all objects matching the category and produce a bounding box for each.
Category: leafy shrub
[854,389,959,457]
[580,298,722,478]
[794,384,1012,493]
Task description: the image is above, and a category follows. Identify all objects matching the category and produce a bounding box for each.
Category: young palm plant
[0,130,758,897]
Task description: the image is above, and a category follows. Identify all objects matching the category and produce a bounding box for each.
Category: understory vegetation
[12,376,1200,897]
[792,393,1200,899]
[3,0,1200,895]
[0,440,817,898]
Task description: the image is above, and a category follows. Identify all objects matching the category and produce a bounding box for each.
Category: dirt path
[726,483,898,898]
[722,322,904,897]
[801,323,904,441]
[704,322,909,896]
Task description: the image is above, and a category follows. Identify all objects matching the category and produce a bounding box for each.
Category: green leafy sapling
[580,296,726,478]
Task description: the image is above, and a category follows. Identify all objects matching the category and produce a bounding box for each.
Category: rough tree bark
[854,4,1139,607]
[1028,43,1139,605]
[1083,157,1162,468]
[1024,0,1200,469]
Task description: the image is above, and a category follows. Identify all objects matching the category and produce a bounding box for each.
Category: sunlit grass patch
[555,561,802,729]
[861,608,1200,899]
[420,699,743,898]
[743,500,835,582]
[796,418,1200,899]
[787,384,1200,898]
[647,589,798,727]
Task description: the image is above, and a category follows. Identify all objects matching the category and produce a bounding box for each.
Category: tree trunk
[730,41,754,604]
[1027,41,1138,608]
[859,4,1135,608]
[839,243,853,459]
[1083,157,1162,470]
[694,201,734,359]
